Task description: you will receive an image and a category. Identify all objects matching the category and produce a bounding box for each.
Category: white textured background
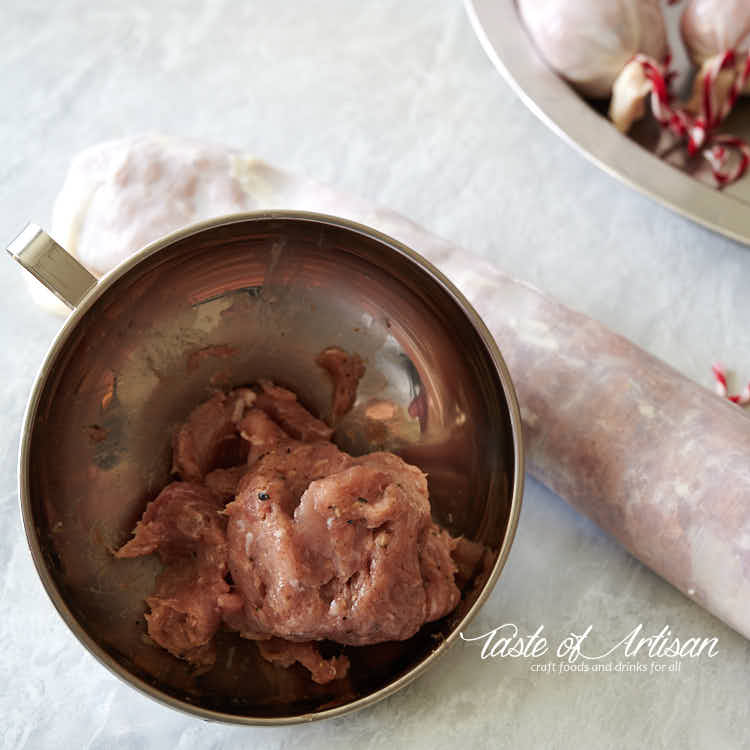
[2,1,750,748]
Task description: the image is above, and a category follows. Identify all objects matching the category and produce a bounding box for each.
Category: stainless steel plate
[465,0,750,246]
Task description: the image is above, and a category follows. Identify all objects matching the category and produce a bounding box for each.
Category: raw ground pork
[117,380,462,684]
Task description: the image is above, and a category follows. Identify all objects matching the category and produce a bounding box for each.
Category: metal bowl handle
[6,223,96,309]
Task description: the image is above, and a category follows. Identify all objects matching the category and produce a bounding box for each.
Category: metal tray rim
[465,0,750,247]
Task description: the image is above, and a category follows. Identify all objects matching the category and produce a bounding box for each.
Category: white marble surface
[2,1,750,748]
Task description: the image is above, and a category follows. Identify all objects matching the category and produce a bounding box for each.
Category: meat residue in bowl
[116,380,464,685]
[315,346,366,421]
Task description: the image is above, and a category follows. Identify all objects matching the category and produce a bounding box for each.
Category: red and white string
[712,363,750,406]
[631,50,750,187]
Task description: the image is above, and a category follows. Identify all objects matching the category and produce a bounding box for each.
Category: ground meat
[452,536,489,589]
[256,639,350,685]
[316,346,366,420]
[118,380,464,685]
[116,481,226,562]
[419,525,460,622]
[116,482,229,668]
[144,558,230,669]
[238,440,352,511]
[204,465,248,502]
[172,389,255,481]
[237,407,292,465]
[225,450,460,645]
[253,380,333,442]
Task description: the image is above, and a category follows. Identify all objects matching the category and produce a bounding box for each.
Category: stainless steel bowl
[10,212,523,724]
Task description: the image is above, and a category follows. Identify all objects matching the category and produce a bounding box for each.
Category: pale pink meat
[256,639,350,685]
[253,380,333,442]
[237,407,292,465]
[172,389,255,481]
[213,592,347,685]
[419,524,460,622]
[116,482,229,668]
[316,346,366,420]
[119,380,464,683]
[239,440,352,511]
[116,481,226,561]
[145,559,230,668]
[225,450,460,645]
[204,465,249,502]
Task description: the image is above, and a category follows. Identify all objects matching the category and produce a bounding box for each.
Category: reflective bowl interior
[25,215,519,722]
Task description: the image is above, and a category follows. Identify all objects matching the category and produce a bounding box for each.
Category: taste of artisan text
[460,623,718,663]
